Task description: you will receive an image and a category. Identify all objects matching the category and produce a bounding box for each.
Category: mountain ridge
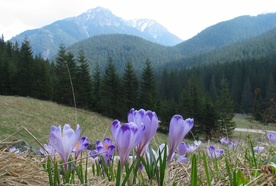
[9,7,182,59]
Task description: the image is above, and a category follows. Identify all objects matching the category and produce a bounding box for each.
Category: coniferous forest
[1,36,275,141]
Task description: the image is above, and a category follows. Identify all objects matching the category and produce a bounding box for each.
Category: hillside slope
[174,13,276,57]
[0,96,167,148]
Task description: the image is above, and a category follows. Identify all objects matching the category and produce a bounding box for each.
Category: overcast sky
[1,0,276,41]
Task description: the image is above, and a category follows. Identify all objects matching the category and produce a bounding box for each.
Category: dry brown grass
[0,151,48,186]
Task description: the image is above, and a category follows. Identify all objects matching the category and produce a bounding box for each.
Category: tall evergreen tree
[216,77,235,137]
[54,44,77,106]
[201,97,219,140]
[178,77,204,138]
[75,49,93,109]
[265,74,276,102]
[17,38,34,96]
[92,62,102,112]
[122,61,139,112]
[240,76,253,114]
[139,59,158,111]
[100,57,123,119]
[209,75,217,103]
[32,57,53,100]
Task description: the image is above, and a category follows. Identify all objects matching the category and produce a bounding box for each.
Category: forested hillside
[64,34,182,74]
[174,13,276,57]
[1,36,275,140]
[166,28,276,69]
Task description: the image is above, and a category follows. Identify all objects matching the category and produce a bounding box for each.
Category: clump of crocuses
[206,145,224,158]
[89,138,115,167]
[176,141,200,163]
[46,124,89,171]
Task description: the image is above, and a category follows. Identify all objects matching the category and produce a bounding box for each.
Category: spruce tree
[216,76,235,137]
[32,57,53,100]
[17,38,34,97]
[139,59,157,111]
[122,61,139,112]
[241,76,253,114]
[100,57,123,119]
[54,44,77,106]
[75,49,93,109]
[201,97,219,140]
[92,62,102,112]
[209,75,217,103]
[178,77,204,138]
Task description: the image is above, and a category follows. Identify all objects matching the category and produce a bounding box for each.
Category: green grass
[1,96,274,151]
[0,96,168,150]
[233,113,275,130]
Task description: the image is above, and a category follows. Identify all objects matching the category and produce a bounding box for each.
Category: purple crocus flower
[111,119,145,170]
[89,138,115,167]
[228,140,239,150]
[220,137,230,145]
[206,145,224,158]
[49,124,80,164]
[253,146,265,153]
[176,141,198,163]
[167,115,194,164]
[128,108,159,158]
[176,155,189,163]
[73,136,89,160]
[40,143,56,157]
[176,142,189,163]
[177,142,188,155]
[267,133,276,144]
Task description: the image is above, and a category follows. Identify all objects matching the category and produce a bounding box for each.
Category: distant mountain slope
[174,13,276,57]
[8,7,182,59]
[168,28,276,69]
[65,26,276,75]
[65,34,182,74]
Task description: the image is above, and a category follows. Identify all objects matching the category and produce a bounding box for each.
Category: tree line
[1,37,275,140]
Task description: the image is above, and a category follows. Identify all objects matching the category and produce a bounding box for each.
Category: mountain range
[8,7,276,75]
[63,12,276,74]
[9,7,182,59]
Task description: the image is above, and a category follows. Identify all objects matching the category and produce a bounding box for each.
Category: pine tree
[265,74,276,102]
[241,76,253,114]
[122,61,139,112]
[178,77,204,138]
[216,77,235,137]
[54,44,77,106]
[92,62,102,112]
[17,38,34,96]
[75,49,93,109]
[139,59,157,111]
[201,97,219,140]
[209,75,217,103]
[158,98,177,133]
[32,57,53,100]
[100,57,123,119]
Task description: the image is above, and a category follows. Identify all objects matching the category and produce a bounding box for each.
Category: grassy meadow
[1,96,276,185]
[0,96,168,150]
[0,95,274,147]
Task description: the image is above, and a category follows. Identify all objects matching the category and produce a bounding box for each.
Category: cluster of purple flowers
[40,124,89,170]
[219,133,276,154]
[41,107,276,176]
